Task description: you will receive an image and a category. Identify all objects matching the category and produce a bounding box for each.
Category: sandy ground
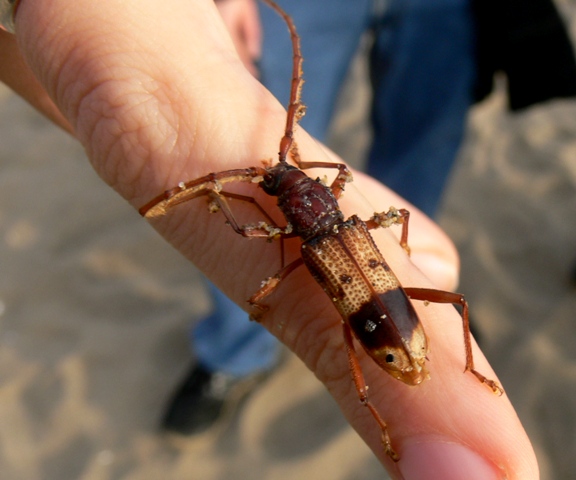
[2,8,576,480]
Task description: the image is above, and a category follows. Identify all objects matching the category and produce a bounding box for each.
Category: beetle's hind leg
[403,287,504,395]
[342,323,399,462]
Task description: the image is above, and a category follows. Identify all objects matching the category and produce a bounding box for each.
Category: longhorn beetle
[140,0,503,461]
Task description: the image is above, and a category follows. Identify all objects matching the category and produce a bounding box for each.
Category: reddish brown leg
[342,323,399,462]
[210,190,300,271]
[248,257,305,320]
[365,207,411,255]
[139,167,267,218]
[211,191,296,241]
[303,161,353,199]
[289,142,353,200]
[216,191,278,228]
[403,287,503,395]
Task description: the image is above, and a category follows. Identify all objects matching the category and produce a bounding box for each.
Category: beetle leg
[139,167,267,218]
[207,192,265,239]
[365,207,411,255]
[342,323,399,462]
[403,287,504,395]
[291,146,353,200]
[207,191,295,240]
[248,257,305,320]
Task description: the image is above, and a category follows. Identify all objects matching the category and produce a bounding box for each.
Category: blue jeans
[191,281,279,376]
[192,0,475,376]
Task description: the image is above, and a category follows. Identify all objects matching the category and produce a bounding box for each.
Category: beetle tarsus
[468,367,504,395]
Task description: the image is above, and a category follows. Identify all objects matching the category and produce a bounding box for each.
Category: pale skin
[1,0,538,478]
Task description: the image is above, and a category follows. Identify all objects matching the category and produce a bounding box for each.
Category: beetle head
[371,321,430,386]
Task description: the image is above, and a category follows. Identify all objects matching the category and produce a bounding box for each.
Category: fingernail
[399,440,505,480]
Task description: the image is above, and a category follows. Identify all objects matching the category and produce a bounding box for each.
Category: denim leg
[259,0,372,140]
[191,281,279,377]
[366,0,475,218]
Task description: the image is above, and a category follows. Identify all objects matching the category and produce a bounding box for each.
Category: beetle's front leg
[206,191,294,240]
[365,207,411,255]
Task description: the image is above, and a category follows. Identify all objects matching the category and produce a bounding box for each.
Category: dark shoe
[161,363,271,436]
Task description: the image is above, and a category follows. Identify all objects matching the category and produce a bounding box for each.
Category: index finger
[12,0,538,478]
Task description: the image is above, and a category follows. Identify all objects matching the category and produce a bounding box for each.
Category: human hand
[0,28,72,132]
[6,0,538,478]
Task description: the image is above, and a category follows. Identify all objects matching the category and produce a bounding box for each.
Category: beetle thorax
[260,163,344,240]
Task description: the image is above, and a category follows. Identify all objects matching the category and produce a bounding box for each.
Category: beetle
[140,0,503,461]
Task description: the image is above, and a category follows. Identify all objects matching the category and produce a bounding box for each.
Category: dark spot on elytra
[339,274,352,284]
[368,259,379,268]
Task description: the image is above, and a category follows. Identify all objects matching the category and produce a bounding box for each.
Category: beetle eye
[385,354,395,363]
[261,172,279,194]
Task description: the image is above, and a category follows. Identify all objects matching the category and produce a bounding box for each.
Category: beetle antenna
[261,0,306,165]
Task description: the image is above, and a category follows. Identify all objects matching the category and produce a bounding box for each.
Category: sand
[2,10,576,480]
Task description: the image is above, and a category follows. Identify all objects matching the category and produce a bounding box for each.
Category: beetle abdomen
[301,215,428,384]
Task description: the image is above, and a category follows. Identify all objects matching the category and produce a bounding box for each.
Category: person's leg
[366,0,476,218]
[162,282,280,435]
[191,281,279,376]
